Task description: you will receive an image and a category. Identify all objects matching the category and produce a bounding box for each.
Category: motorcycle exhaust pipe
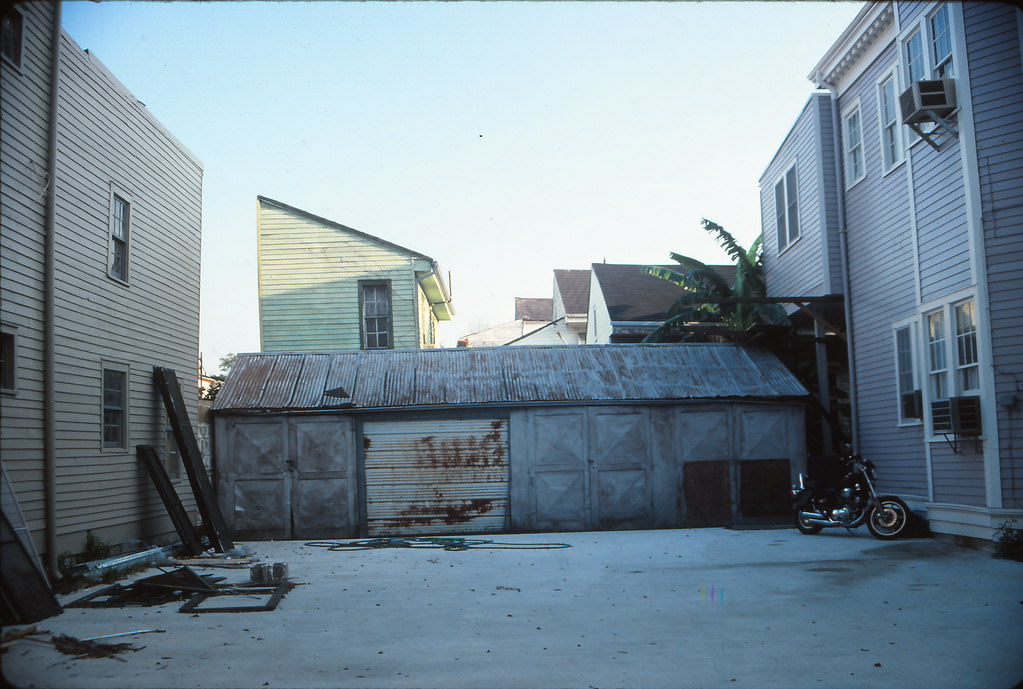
[797,511,837,526]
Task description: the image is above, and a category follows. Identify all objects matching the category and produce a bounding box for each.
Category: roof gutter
[816,70,860,452]
[43,0,62,580]
[416,261,454,319]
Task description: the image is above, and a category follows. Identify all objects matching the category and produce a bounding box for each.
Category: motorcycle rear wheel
[866,498,909,540]
[795,512,823,535]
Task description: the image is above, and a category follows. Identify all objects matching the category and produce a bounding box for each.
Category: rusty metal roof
[212,344,807,412]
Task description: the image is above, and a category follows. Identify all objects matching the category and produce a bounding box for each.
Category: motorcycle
[792,453,910,540]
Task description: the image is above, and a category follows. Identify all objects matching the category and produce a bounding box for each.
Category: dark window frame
[1,328,16,394]
[1,5,24,70]
[359,280,393,350]
[102,367,128,449]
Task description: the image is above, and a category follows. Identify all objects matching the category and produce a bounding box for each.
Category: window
[843,107,865,186]
[895,325,921,421]
[954,300,978,392]
[774,164,799,251]
[930,4,955,79]
[0,5,23,68]
[110,194,131,282]
[102,369,127,448]
[360,282,391,350]
[904,30,926,83]
[1,330,15,393]
[878,73,904,172]
[926,311,948,401]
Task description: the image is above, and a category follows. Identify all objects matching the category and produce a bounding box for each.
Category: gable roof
[257,195,453,319]
[515,297,553,321]
[213,344,807,413]
[554,269,591,315]
[592,263,736,323]
[258,195,433,261]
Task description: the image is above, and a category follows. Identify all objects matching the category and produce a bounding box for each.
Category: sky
[60,0,863,370]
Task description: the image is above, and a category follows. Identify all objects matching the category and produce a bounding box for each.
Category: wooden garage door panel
[596,468,651,527]
[232,479,285,532]
[294,478,355,537]
[676,409,732,460]
[535,470,588,530]
[740,459,791,519]
[293,420,350,476]
[232,421,285,474]
[532,412,587,469]
[740,410,790,459]
[591,410,647,467]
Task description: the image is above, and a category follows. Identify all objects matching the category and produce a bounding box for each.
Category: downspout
[44,0,63,579]
[818,71,860,452]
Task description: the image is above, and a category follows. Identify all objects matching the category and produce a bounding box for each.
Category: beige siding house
[257,196,453,352]
[1,1,202,574]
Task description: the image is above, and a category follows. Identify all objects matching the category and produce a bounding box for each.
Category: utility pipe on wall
[817,72,860,453]
[43,0,63,579]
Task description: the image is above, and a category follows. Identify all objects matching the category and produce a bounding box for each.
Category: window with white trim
[102,368,128,448]
[110,193,131,282]
[904,29,926,82]
[360,282,392,350]
[925,310,948,401]
[774,164,799,252]
[953,300,978,392]
[877,72,904,172]
[930,4,955,79]
[843,106,865,186]
[895,325,921,422]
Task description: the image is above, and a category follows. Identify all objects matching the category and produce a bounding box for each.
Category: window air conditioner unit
[900,79,957,124]
[931,395,982,436]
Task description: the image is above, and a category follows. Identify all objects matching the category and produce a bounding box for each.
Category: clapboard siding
[896,1,928,27]
[759,93,840,301]
[964,2,1023,508]
[839,40,929,498]
[258,200,426,352]
[0,21,203,557]
[0,2,55,547]
[931,445,986,506]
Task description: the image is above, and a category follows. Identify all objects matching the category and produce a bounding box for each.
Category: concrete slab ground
[3,528,1021,689]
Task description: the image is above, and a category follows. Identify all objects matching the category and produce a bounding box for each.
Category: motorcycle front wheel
[866,498,909,540]
[794,511,823,535]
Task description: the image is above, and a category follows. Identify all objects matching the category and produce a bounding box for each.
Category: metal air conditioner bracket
[907,110,959,151]
[939,432,980,455]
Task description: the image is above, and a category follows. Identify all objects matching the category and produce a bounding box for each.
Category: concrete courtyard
[2,527,1021,689]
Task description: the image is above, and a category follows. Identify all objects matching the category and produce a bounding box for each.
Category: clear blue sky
[60,0,862,368]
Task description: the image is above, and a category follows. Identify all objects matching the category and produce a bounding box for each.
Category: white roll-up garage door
[362,418,509,536]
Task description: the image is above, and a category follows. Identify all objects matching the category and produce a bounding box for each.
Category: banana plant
[642,219,788,342]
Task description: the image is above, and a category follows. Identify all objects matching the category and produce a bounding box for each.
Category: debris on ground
[64,565,296,613]
[1,627,144,661]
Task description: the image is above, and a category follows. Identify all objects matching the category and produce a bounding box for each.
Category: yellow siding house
[257,197,453,352]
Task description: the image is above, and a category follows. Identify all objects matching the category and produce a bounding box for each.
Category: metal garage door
[363,418,509,536]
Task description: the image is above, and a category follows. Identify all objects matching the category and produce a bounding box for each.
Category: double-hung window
[930,4,955,79]
[925,310,948,401]
[843,106,865,186]
[110,194,131,282]
[102,368,127,448]
[954,300,978,392]
[1,5,23,68]
[360,282,392,350]
[877,73,904,172]
[774,164,799,252]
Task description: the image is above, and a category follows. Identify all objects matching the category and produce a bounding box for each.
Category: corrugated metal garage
[212,344,808,539]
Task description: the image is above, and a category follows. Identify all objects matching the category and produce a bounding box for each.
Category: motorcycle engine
[830,507,851,522]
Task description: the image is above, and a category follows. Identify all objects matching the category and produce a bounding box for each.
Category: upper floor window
[878,73,904,172]
[774,164,799,252]
[904,29,926,82]
[0,5,23,69]
[110,194,131,282]
[842,106,865,186]
[360,282,391,350]
[925,310,948,401]
[102,368,127,448]
[954,300,978,392]
[930,4,955,79]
